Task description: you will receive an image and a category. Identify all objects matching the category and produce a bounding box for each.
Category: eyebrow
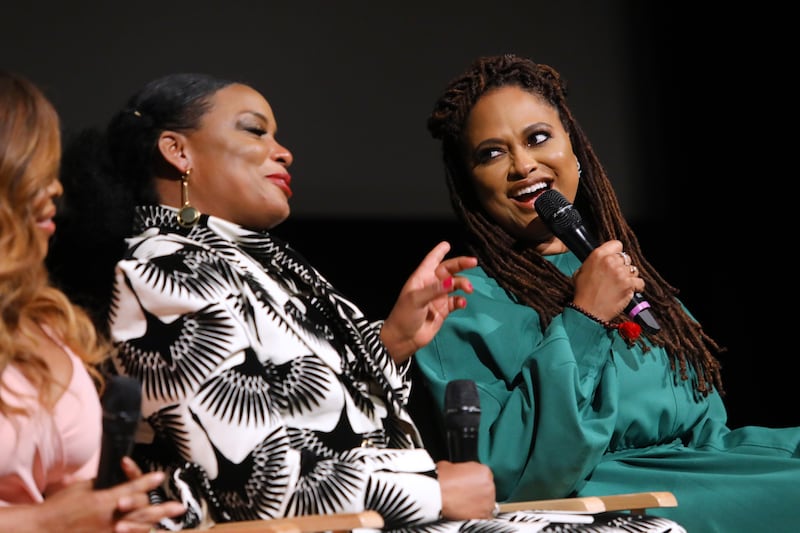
[473,137,502,149]
[241,110,270,123]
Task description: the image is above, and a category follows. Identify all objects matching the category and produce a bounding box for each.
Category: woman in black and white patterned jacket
[47,72,684,533]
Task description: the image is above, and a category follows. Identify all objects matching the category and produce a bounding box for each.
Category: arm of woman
[109,233,494,526]
[414,271,619,502]
[0,468,184,533]
[380,241,477,364]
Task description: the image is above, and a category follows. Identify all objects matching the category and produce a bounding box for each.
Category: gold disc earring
[177,168,200,227]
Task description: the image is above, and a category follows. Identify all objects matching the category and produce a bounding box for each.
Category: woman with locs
[415,53,800,533]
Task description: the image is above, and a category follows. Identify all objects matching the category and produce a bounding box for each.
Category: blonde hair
[0,71,108,413]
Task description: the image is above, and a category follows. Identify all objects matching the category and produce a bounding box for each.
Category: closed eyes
[245,126,267,136]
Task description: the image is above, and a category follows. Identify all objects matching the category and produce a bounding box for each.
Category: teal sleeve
[415,271,621,501]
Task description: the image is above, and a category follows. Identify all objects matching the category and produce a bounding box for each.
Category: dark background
[4,2,794,428]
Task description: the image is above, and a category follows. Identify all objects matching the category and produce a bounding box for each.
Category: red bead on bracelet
[565,302,642,342]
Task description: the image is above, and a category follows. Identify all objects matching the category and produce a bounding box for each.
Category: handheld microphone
[94,375,142,489]
[444,379,481,462]
[534,189,660,334]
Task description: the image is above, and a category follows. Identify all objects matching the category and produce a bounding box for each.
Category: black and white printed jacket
[109,205,440,528]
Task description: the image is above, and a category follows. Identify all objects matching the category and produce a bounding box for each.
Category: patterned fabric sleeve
[359,318,415,419]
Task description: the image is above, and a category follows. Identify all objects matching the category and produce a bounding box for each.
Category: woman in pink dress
[0,70,185,532]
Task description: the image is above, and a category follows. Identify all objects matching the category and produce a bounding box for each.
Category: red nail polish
[443,277,454,289]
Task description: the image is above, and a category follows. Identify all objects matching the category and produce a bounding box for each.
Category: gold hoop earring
[177,168,200,228]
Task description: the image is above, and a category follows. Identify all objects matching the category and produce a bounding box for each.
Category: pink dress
[0,338,102,504]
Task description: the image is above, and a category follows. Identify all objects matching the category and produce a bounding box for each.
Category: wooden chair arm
[498,496,606,513]
[498,491,677,515]
[210,524,300,533]
[596,491,677,514]
[187,510,384,532]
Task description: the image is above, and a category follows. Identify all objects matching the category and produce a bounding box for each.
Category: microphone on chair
[94,375,142,489]
[444,379,481,462]
[534,189,660,334]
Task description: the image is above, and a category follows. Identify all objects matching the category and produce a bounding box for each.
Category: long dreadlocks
[427,54,724,397]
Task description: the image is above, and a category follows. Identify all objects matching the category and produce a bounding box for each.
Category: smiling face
[463,85,580,253]
[166,83,294,231]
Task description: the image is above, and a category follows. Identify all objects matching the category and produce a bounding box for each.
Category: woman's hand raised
[380,241,477,363]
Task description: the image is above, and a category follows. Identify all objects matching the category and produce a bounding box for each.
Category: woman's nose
[511,150,537,178]
[48,178,64,199]
[271,141,293,167]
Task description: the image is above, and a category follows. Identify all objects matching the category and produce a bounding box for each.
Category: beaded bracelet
[565,302,612,328]
[565,302,642,342]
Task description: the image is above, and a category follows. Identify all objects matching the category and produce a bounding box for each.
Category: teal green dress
[414,252,800,533]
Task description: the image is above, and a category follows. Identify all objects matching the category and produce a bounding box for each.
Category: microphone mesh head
[444,379,481,429]
[534,189,583,233]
